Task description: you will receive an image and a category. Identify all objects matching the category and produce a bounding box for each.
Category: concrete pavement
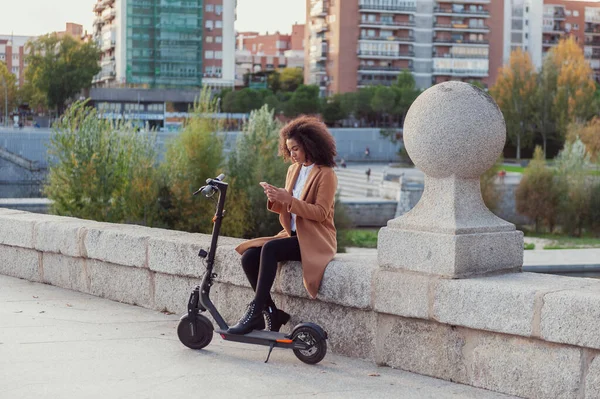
[0,274,517,399]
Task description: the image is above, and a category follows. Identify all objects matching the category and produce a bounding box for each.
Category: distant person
[366,167,371,182]
[340,158,347,168]
[365,146,370,158]
[498,169,506,183]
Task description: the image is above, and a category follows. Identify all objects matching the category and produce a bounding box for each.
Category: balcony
[102,8,116,21]
[358,50,414,59]
[433,23,490,33]
[359,20,416,29]
[434,53,488,59]
[94,1,106,12]
[586,41,600,47]
[310,66,327,74]
[585,28,600,35]
[553,11,566,20]
[314,22,328,33]
[590,53,600,59]
[433,38,489,45]
[310,0,328,17]
[433,68,488,77]
[433,7,490,17]
[358,4,416,14]
[543,26,565,34]
[358,65,408,74]
[359,35,415,43]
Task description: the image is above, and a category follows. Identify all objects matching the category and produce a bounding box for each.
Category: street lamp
[0,76,7,128]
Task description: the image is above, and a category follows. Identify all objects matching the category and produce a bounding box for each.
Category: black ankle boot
[228,300,265,335]
[263,301,291,333]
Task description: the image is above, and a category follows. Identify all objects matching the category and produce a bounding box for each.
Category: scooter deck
[215,329,293,347]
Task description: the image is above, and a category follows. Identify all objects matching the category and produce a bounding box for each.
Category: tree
[515,147,560,232]
[354,86,376,123]
[45,101,158,224]
[321,94,347,126]
[554,138,593,236]
[490,48,538,160]
[24,34,100,115]
[567,118,600,162]
[393,70,419,126]
[279,67,304,92]
[0,61,18,124]
[267,70,281,92]
[534,55,559,158]
[160,88,238,234]
[227,105,288,238]
[549,37,596,138]
[284,84,320,117]
[370,86,396,126]
[339,92,358,119]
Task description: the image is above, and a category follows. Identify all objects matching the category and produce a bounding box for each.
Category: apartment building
[305,0,497,96]
[92,0,236,89]
[0,23,85,88]
[235,24,305,87]
[306,0,600,95]
[505,0,600,82]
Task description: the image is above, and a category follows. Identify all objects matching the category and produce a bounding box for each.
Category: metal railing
[358,50,415,57]
[359,20,415,27]
[433,38,489,44]
[433,7,489,16]
[359,35,415,42]
[358,4,416,12]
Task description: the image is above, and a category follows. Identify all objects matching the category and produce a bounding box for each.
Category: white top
[291,164,314,232]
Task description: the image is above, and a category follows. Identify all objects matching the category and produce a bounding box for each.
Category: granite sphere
[403,81,506,179]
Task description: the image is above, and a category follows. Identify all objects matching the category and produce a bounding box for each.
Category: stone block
[378,227,523,278]
[34,219,98,257]
[373,270,430,319]
[277,259,376,309]
[87,259,153,308]
[84,223,154,268]
[0,213,41,248]
[541,283,600,350]
[153,272,204,315]
[0,245,40,282]
[148,231,215,277]
[42,253,89,293]
[282,295,377,361]
[213,245,249,288]
[468,333,581,399]
[376,314,469,383]
[585,354,600,399]
[433,272,594,337]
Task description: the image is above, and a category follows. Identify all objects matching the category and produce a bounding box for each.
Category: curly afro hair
[278,116,337,167]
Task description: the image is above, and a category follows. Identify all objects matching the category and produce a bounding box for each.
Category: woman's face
[286,138,309,165]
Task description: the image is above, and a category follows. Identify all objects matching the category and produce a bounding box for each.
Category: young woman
[229,116,338,335]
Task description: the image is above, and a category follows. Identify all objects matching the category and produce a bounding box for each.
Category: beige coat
[235,163,338,298]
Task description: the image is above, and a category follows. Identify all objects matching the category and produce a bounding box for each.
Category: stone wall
[1,207,600,398]
[339,199,397,227]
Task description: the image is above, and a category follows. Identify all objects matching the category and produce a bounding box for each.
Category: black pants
[240,235,301,310]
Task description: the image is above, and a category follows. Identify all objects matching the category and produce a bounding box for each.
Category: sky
[0,0,306,37]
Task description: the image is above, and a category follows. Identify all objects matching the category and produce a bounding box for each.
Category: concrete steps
[335,168,384,198]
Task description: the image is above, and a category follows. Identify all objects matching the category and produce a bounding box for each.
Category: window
[206,4,214,12]
[215,5,223,15]
[205,50,214,59]
[574,10,579,17]
[215,20,223,28]
[215,51,223,59]
[216,36,222,43]
[573,23,579,31]
[205,20,213,29]
[206,36,213,43]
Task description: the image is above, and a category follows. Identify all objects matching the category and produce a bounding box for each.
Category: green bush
[45,101,158,224]
[515,147,561,232]
[226,105,288,238]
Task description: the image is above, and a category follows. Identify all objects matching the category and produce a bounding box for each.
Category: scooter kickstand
[264,342,276,363]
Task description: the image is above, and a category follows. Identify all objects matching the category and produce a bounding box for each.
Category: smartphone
[259,182,271,189]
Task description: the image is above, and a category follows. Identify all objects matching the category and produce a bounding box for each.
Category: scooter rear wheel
[292,326,327,364]
[177,313,214,350]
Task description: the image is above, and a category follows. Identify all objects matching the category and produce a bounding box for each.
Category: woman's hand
[263,184,293,205]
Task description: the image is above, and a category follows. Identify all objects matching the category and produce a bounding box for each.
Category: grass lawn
[501,165,525,174]
[345,229,379,248]
[524,232,600,249]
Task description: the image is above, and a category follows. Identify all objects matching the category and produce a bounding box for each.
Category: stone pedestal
[377,81,523,278]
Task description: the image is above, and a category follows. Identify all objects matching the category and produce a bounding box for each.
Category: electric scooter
[177,174,328,364]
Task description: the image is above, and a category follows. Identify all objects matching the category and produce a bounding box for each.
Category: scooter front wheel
[177,313,214,350]
[292,326,327,364]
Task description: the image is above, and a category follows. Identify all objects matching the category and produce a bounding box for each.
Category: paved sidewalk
[0,274,517,399]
